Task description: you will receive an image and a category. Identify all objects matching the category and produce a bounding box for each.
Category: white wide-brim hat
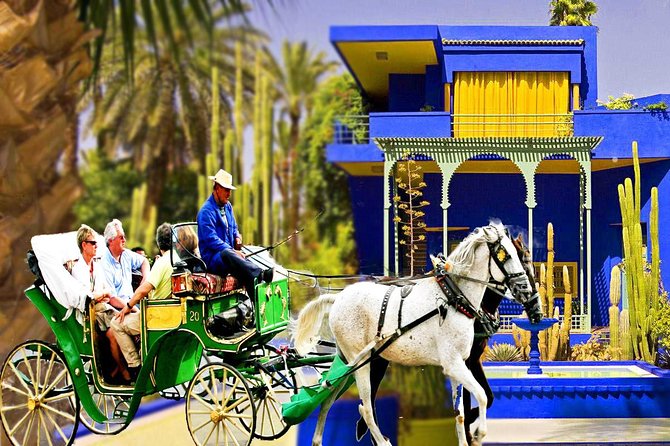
[209,169,236,190]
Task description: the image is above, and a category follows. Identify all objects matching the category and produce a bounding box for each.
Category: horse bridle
[484,226,542,323]
[434,225,543,324]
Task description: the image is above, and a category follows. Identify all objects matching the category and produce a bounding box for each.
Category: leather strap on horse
[435,274,500,337]
[376,286,395,339]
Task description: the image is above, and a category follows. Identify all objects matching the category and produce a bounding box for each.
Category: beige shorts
[94,303,119,331]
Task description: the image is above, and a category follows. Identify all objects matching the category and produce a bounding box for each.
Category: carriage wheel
[76,358,130,435]
[186,362,256,446]
[0,341,80,446]
[241,347,297,440]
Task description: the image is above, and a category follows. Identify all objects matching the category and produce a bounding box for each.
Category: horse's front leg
[449,377,468,446]
[354,364,392,446]
[311,378,348,446]
[446,361,488,446]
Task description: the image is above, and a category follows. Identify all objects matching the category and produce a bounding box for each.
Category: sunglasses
[83,240,97,246]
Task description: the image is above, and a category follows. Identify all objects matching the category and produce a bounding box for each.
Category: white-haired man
[101,219,150,304]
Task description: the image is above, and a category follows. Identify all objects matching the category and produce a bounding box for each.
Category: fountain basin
[484,361,670,418]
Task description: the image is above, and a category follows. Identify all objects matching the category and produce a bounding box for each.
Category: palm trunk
[0,1,93,360]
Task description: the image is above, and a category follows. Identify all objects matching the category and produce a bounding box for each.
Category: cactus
[620,309,632,360]
[234,41,244,184]
[617,141,662,363]
[609,265,622,359]
[546,223,555,318]
[538,263,548,360]
[558,265,573,360]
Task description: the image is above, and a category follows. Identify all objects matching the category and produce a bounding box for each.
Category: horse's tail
[292,294,338,356]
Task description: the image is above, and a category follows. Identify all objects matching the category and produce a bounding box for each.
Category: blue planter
[297,396,399,446]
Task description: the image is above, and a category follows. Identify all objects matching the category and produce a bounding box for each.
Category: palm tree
[0,0,249,359]
[549,0,598,26]
[87,7,263,214]
[263,41,338,260]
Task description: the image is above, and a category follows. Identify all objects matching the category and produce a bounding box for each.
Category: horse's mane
[446,223,501,275]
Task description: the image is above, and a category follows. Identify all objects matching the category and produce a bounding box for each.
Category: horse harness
[325,227,528,387]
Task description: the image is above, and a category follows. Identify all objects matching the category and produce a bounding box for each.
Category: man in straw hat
[197,169,273,304]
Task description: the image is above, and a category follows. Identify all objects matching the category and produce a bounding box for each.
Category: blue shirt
[197,195,240,272]
[100,247,146,301]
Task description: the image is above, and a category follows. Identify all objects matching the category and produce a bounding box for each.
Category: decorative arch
[376,137,601,326]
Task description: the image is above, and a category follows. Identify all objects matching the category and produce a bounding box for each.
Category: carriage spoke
[210,367,219,406]
[192,391,216,411]
[7,409,32,436]
[20,411,35,446]
[41,401,77,422]
[42,351,57,394]
[215,422,220,446]
[197,374,219,409]
[2,382,31,398]
[40,368,68,396]
[39,410,54,446]
[42,405,70,443]
[20,350,38,394]
[35,344,42,391]
[8,361,34,396]
[1,403,28,413]
[42,390,75,404]
[200,421,217,445]
[192,417,214,434]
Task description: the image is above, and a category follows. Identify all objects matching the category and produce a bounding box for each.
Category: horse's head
[481,223,543,324]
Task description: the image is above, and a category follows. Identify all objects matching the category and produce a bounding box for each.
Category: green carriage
[1,222,329,446]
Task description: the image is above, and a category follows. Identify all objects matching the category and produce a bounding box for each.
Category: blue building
[326,25,670,333]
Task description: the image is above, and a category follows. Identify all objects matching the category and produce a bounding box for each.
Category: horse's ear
[515,233,524,244]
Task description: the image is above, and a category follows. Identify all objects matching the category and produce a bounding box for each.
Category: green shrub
[643,101,668,112]
[571,334,620,361]
[484,343,523,362]
[597,93,636,110]
[651,293,670,350]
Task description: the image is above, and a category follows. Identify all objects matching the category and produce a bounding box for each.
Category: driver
[196,169,273,303]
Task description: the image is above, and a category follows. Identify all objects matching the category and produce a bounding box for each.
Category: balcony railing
[334,115,369,144]
[452,113,574,137]
[332,112,575,144]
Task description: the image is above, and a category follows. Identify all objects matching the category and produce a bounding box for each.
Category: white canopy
[31,231,102,324]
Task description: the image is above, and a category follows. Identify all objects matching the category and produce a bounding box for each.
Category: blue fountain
[510,318,559,374]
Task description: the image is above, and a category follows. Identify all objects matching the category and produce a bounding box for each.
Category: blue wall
[388,74,425,112]
[348,176,384,274]
[438,25,598,108]
[575,110,670,158]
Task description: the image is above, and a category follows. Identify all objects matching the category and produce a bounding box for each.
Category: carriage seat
[171,269,242,297]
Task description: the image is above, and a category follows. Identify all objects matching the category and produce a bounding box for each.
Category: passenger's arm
[198,206,233,252]
[115,281,153,323]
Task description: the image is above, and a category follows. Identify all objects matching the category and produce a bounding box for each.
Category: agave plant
[484,343,523,362]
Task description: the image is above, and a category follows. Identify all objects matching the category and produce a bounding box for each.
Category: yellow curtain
[453,72,569,137]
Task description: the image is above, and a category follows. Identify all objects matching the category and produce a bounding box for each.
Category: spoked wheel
[77,358,130,435]
[186,362,256,446]
[242,346,298,440]
[0,341,80,446]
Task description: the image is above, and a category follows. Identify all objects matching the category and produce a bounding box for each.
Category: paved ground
[485,418,670,445]
[72,401,670,446]
[74,402,297,446]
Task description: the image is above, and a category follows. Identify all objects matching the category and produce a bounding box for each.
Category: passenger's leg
[110,313,141,368]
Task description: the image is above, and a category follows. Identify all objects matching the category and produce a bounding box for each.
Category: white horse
[293,222,540,446]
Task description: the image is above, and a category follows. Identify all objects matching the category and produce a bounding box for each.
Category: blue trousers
[218,249,262,302]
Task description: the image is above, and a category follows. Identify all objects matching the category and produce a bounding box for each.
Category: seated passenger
[100,219,150,383]
[197,169,273,303]
[71,224,129,383]
[111,223,174,382]
[174,225,204,272]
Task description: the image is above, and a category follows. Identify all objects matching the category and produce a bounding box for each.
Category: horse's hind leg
[446,361,488,446]
[311,378,348,446]
[354,364,392,446]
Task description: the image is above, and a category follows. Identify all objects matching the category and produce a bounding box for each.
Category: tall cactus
[558,265,573,360]
[538,263,548,360]
[620,309,632,360]
[546,223,555,318]
[261,74,274,246]
[609,264,622,359]
[234,41,244,184]
[617,140,662,363]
